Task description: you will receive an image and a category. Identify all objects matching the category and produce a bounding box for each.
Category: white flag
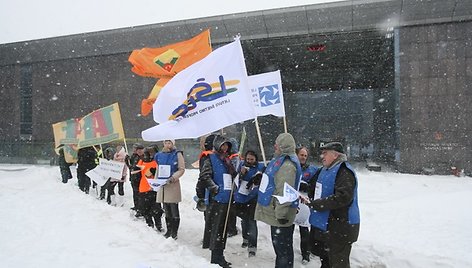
[142,40,256,141]
[248,70,286,117]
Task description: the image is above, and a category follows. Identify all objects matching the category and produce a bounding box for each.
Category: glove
[209,185,219,196]
[149,167,156,176]
[251,172,263,186]
[196,198,207,212]
[277,218,289,225]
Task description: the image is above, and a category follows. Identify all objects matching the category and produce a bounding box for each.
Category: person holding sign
[198,135,237,268]
[232,150,265,258]
[154,140,185,240]
[301,142,360,268]
[254,133,302,268]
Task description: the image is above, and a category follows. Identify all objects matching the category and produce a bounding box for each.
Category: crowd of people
[58,133,360,268]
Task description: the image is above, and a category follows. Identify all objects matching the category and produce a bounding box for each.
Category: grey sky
[0,0,343,44]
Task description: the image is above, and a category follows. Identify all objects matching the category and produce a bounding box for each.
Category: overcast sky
[0,0,344,44]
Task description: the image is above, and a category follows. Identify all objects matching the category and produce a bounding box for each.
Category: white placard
[314,182,322,200]
[86,169,108,187]
[259,173,269,193]
[238,180,250,195]
[158,165,171,178]
[223,173,232,190]
[147,178,168,191]
[272,182,300,204]
[97,158,125,179]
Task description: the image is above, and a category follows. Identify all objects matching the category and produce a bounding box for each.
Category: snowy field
[1,164,471,268]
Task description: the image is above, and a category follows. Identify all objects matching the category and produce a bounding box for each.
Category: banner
[128,30,212,116]
[248,70,286,117]
[52,118,80,148]
[142,39,256,141]
[77,103,125,148]
[52,103,125,160]
[52,118,81,163]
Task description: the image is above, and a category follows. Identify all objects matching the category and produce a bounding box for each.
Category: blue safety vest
[257,154,302,208]
[209,153,232,203]
[234,162,265,204]
[301,164,318,184]
[309,162,360,231]
[155,150,179,179]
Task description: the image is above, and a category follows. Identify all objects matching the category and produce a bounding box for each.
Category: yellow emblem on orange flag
[128,30,212,116]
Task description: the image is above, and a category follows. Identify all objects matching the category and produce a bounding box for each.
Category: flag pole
[123,137,129,154]
[254,117,267,164]
[283,116,288,133]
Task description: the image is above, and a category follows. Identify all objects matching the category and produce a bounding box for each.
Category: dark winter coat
[127,153,142,185]
[58,148,72,181]
[77,147,97,173]
[307,160,360,244]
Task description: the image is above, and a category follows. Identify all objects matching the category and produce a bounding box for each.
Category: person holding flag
[198,135,236,268]
[254,133,302,268]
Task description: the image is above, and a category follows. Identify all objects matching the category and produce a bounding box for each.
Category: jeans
[241,217,258,252]
[271,225,294,268]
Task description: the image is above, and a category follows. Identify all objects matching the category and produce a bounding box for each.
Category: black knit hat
[320,142,344,153]
[204,134,216,151]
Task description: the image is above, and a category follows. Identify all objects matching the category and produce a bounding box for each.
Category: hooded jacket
[197,135,235,199]
[255,133,300,227]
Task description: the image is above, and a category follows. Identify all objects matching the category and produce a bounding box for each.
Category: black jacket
[77,147,97,172]
[127,153,142,183]
[307,162,360,244]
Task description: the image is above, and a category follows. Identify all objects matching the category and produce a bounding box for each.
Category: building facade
[0,0,471,174]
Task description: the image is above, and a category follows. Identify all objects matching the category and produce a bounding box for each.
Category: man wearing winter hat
[301,142,360,268]
[255,132,302,268]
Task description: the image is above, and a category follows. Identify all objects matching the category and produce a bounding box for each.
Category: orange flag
[128,30,212,116]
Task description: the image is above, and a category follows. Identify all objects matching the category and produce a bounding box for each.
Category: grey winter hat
[320,142,344,154]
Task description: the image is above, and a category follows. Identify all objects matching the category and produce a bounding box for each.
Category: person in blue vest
[296,145,319,264]
[154,139,185,240]
[198,135,237,268]
[302,142,360,268]
[233,150,265,257]
[254,133,302,268]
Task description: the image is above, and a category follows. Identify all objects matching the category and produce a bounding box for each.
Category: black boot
[171,218,179,240]
[211,249,232,268]
[163,218,172,238]
[152,205,164,232]
[154,216,163,232]
[145,216,154,228]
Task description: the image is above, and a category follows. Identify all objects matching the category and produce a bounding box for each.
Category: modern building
[0,0,471,174]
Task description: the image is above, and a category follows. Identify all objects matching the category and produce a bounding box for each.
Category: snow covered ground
[1,164,471,268]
